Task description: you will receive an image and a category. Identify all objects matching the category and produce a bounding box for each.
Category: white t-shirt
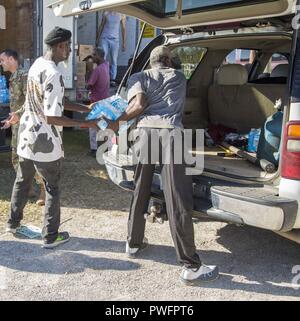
[17,57,65,162]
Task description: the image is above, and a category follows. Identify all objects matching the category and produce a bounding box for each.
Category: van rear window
[171,46,207,80]
[133,0,277,17]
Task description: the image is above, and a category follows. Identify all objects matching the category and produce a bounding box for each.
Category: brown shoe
[36,184,46,206]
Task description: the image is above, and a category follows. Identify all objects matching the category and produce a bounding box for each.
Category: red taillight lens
[281,121,300,180]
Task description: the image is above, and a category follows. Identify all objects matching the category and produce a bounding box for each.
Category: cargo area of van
[102,28,298,235]
[175,32,291,181]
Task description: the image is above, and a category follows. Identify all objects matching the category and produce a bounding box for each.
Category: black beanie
[45,27,72,46]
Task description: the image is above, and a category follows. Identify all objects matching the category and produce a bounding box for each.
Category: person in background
[87,47,110,156]
[96,11,126,87]
[5,27,97,248]
[0,49,46,206]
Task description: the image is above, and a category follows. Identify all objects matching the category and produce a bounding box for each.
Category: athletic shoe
[42,232,70,249]
[180,264,219,286]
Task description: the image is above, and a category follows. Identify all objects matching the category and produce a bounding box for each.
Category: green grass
[63,129,90,153]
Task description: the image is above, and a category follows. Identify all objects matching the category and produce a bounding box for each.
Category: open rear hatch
[49,0,295,30]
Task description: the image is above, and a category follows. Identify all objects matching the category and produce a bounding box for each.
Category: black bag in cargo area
[257,110,283,167]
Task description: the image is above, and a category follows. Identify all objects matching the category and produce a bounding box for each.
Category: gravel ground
[1,131,300,301]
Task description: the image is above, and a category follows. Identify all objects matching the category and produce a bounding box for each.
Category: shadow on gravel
[0,237,179,274]
[195,224,300,297]
[1,224,300,297]
[0,239,141,274]
[67,237,179,266]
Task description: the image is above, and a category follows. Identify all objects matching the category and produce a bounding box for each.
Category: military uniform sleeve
[127,72,146,103]
[15,72,28,117]
[15,105,25,117]
[43,73,63,117]
[22,71,28,98]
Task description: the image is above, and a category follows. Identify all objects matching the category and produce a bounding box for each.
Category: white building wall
[77,12,158,68]
[43,0,75,89]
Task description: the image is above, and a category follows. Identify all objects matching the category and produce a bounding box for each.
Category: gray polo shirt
[127,67,186,129]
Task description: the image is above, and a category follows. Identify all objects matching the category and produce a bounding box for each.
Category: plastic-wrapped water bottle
[88,95,135,132]
[87,95,128,121]
[0,76,7,90]
[0,89,9,104]
[248,128,261,153]
[96,119,109,130]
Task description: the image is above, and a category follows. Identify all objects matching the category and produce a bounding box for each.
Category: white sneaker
[126,237,149,258]
[180,264,219,285]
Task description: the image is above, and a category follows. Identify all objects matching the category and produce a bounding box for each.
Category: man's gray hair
[95,47,105,58]
[150,45,172,67]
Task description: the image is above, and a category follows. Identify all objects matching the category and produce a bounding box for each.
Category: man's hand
[64,99,92,113]
[106,119,119,133]
[0,118,11,130]
[1,112,20,129]
[80,120,99,129]
[121,15,126,53]
[89,102,96,110]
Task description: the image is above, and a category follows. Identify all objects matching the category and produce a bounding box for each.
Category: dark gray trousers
[8,156,62,243]
[128,128,201,269]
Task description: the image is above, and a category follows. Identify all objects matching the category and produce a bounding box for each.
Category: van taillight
[281,121,300,180]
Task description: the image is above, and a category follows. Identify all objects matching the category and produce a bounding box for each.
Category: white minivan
[50,0,300,244]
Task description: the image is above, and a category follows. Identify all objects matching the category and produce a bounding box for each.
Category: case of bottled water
[0,76,9,104]
[87,95,134,132]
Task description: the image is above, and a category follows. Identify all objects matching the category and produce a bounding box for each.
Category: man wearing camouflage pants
[0,49,45,206]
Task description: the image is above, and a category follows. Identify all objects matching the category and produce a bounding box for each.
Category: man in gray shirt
[127,59,186,129]
[106,46,218,285]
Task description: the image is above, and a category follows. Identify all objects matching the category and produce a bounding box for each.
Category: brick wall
[0,0,34,60]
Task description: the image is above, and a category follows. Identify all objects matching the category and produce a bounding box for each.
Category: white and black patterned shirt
[17,57,65,162]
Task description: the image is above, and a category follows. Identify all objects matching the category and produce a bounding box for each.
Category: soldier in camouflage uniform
[9,67,27,170]
[0,49,45,206]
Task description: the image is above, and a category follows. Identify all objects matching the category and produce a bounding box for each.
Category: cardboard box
[78,44,94,61]
[76,62,86,75]
[75,74,86,88]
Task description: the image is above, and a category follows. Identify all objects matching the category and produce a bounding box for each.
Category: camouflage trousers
[11,124,44,186]
[10,123,19,152]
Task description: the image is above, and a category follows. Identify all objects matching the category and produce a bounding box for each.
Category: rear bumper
[211,186,298,232]
[103,151,298,232]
